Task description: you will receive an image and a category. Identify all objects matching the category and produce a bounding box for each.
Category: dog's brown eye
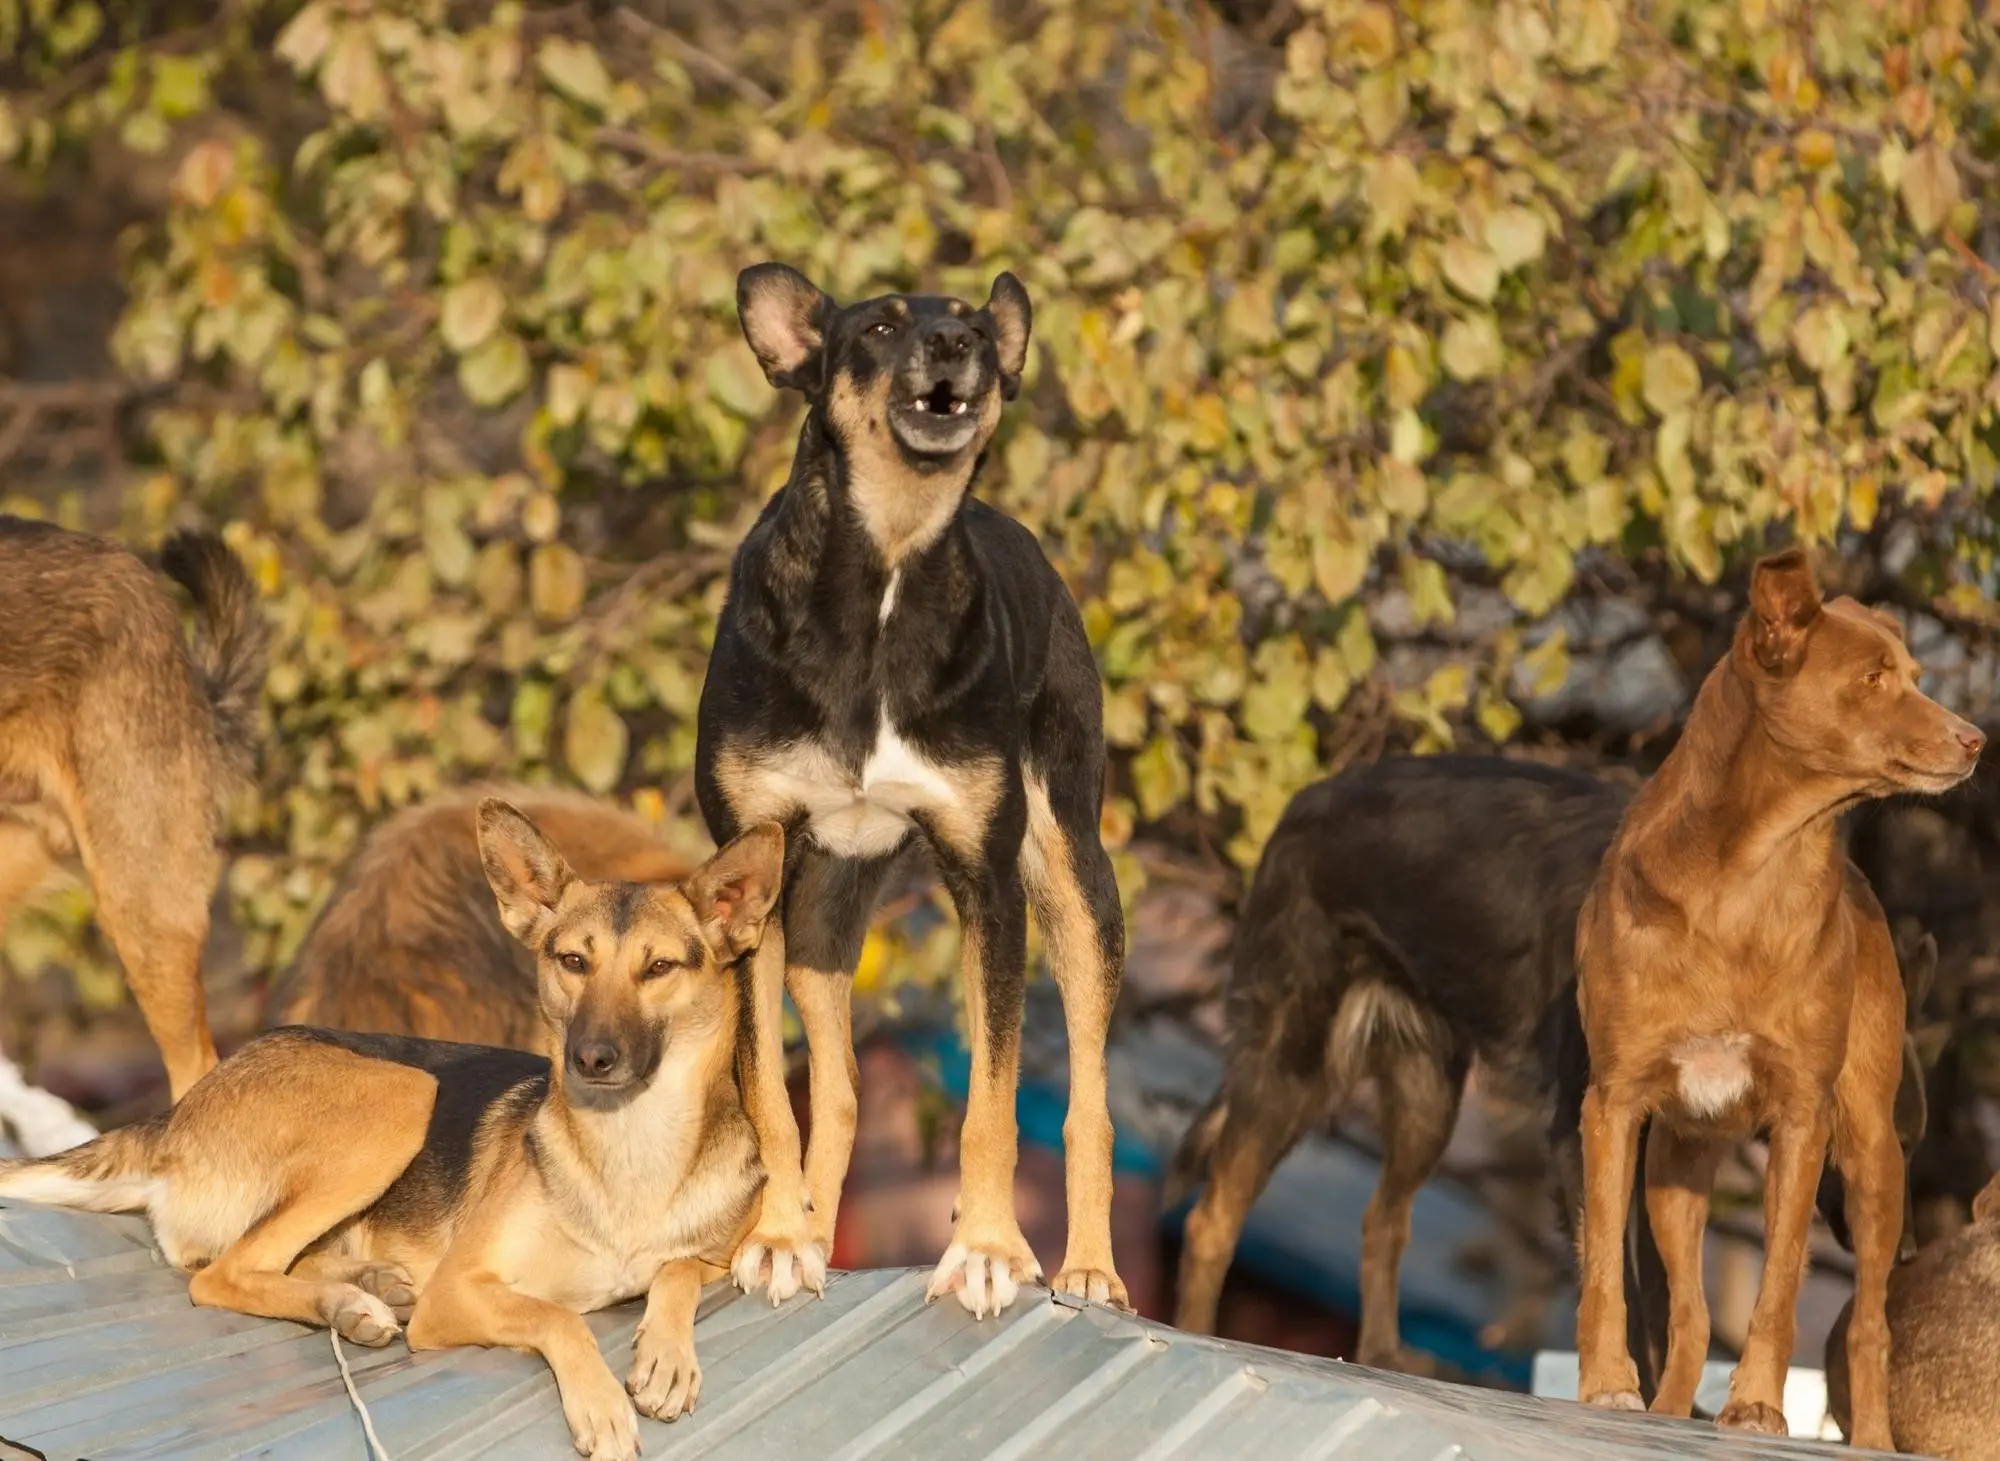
[644,959,676,980]
[559,951,588,974]
[1864,669,1885,689]
[869,321,896,337]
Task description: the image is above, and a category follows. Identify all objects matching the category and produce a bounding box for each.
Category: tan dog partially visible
[1572,549,1984,1446]
[0,800,783,1461]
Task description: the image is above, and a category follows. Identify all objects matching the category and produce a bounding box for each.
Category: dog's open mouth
[890,377,982,454]
[914,380,970,417]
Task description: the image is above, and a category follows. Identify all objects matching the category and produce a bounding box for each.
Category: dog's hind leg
[1642,1125,1723,1416]
[1355,1032,1467,1376]
[1173,1068,1320,1334]
[1022,765,1128,1309]
[186,1060,434,1344]
[62,754,220,1101]
[782,848,896,1255]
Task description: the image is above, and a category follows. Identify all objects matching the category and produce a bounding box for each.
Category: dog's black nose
[569,1039,623,1079]
[924,317,975,360]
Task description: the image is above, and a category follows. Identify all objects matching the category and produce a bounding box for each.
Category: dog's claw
[926,1236,1042,1319]
[1049,1266,1130,1311]
[729,1231,826,1306]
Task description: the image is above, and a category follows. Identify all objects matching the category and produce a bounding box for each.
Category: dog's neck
[1650,644,1850,874]
[532,1016,739,1218]
[790,410,982,573]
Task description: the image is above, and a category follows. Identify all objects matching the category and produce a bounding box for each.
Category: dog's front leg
[1718,1098,1831,1437]
[728,923,824,1304]
[1577,1081,1645,1410]
[408,1275,637,1461]
[628,1259,707,1422]
[1832,1097,1904,1450]
[927,835,1041,1318]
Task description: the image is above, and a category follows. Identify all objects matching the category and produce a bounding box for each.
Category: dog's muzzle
[889,320,987,455]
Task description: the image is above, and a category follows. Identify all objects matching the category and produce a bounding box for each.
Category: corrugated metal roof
[0,1197,1891,1461]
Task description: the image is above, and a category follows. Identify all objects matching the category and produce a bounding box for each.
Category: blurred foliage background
[5,0,2000,1096]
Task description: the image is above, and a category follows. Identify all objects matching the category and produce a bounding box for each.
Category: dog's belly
[750,724,960,860]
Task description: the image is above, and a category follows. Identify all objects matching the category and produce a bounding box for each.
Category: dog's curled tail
[1163,1094,1229,1210]
[0,1117,166,1213]
[160,530,269,790]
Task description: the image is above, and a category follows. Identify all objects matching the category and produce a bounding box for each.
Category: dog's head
[1737,549,1985,797]
[736,263,1031,559]
[475,798,783,1104]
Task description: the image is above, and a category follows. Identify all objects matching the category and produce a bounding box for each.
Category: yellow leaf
[1132,734,1190,821]
[1900,141,1960,237]
[1795,129,1837,170]
[1404,555,1454,627]
[1312,526,1370,603]
[529,543,588,622]
[1640,342,1701,416]
[1483,206,1548,272]
[458,333,530,407]
[563,685,628,795]
[1441,239,1501,303]
[537,38,613,110]
[440,277,505,354]
[1440,314,1504,381]
[1357,71,1408,145]
[1365,155,1422,241]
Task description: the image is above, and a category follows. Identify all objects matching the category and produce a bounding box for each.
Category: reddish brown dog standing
[1572,549,1984,1447]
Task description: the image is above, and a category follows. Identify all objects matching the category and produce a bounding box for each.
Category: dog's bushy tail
[0,1117,166,1213]
[1163,1093,1228,1209]
[160,530,269,790]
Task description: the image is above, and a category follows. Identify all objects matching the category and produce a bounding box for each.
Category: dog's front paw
[627,1328,703,1422]
[562,1364,641,1461]
[730,1218,827,1306]
[1716,1399,1788,1436]
[926,1224,1043,1320]
[322,1286,400,1347]
[1583,1389,1645,1412]
[1049,1265,1129,1311]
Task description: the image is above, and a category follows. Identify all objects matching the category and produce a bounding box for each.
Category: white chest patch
[1672,1034,1755,1119]
[748,723,960,860]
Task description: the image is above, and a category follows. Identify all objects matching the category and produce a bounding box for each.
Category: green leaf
[537,38,613,111]
[458,333,531,407]
[564,685,629,795]
[1483,206,1548,271]
[1131,733,1190,821]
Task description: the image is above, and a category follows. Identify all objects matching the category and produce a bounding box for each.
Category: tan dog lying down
[0,800,783,1461]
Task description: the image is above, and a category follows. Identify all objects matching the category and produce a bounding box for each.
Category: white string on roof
[331,1330,393,1461]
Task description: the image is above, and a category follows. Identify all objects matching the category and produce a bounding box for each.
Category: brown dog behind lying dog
[1572,549,1984,1447]
[0,516,268,1101]
[265,785,695,1048]
[1825,1174,2000,1460]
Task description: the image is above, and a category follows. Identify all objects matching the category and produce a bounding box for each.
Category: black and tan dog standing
[0,800,782,1461]
[696,262,1127,1315]
[0,516,267,1100]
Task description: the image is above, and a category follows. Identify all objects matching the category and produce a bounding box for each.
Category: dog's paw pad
[1717,1400,1788,1436]
[325,1288,400,1347]
[1049,1266,1129,1311]
[353,1262,418,1318]
[926,1239,1042,1320]
[1584,1390,1645,1412]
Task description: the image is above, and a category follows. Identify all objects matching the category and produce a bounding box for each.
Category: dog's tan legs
[1577,1082,1645,1409]
[727,924,823,1304]
[627,1258,706,1422]
[0,820,56,932]
[787,966,858,1254]
[190,1197,404,1345]
[1832,1109,1904,1449]
[1022,789,1128,1308]
[67,789,219,1101]
[1355,1045,1465,1376]
[1643,1125,1723,1417]
[926,862,1040,1318]
[1717,1103,1830,1436]
[410,1272,638,1461]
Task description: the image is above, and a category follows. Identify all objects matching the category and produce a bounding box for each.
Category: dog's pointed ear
[1974,1173,2000,1225]
[984,272,1032,397]
[686,822,785,959]
[477,798,575,944]
[1748,548,1823,675]
[738,263,831,392]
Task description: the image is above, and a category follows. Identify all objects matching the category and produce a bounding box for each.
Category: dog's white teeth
[948,400,968,415]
